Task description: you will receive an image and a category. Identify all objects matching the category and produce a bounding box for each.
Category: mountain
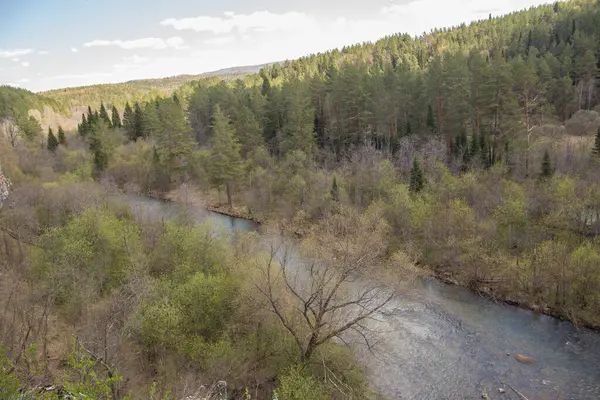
[41,63,272,111]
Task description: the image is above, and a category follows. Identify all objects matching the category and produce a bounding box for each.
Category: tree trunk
[226,182,233,209]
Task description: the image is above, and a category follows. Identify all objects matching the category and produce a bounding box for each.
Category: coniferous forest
[2,0,600,398]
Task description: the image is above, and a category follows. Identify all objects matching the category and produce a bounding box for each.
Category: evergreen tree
[99,102,111,126]
[409,158,425,193]
[78,114,88,137]
[540,149,553,179]
[47,127,59,152]
[208,104,242,208]
[426,103,436,132]
[330,176,340,202]
[593,125,600,156]
[123,102,135,141]
[57,126,66,146]
[155,98,194,184]
[111,106,122,129]
[133,102,145,139]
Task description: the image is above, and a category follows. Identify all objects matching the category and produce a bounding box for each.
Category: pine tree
[99,102,111,127]
[208,105,242,208]
[330,176,340,202]
[57,126,66,146]
[593,125,600,156]
[426,103,436,133]
[47,127,59,152]
[540,150,553,179]
[123,102,135,141]
[409,158,425,193]
[133,103,145,139]
[78,114,88,137]
[111,106,122,129]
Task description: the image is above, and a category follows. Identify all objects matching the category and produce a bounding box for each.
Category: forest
[1,0,600,398]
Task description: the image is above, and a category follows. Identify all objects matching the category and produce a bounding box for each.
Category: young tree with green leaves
[111,105,122,129]
[47,127,59,152]
[409,158,425,193]
[57,126,66,146]
[208,105,242,208]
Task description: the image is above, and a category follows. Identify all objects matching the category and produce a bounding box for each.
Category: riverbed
[120,195,600,400]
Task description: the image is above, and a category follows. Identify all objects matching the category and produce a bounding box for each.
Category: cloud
[160,11,316,34]
[381,0,550,35]
[204,35,235,45]
[71,47,79,53]
[21,62,30,67]
[37,50,50,55]
[83,36,186,50]
[0,49,33,58]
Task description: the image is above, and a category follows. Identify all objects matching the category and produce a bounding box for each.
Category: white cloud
[160,11,316,34]
[382,0,550,35]
[83,36,186,50]
[0,49,33,58]
[204,35,235,45]
[71,47,79,53]
[21,62,30,67]
[38,50,50,55]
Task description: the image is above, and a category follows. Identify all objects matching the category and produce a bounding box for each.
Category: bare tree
[253,207,404,363]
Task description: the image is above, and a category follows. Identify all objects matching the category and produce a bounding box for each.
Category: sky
[0,0,554,92]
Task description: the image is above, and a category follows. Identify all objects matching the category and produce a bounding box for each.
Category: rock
[506,352,511,356]
[542,379,551,385]
[482,394,488,399]
[514,354,536,363]
[498,388,506,394]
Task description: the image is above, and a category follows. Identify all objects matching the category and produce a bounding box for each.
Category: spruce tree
[426,104,436,132]
[47,127,59,152]
[133,102,145,139]
[540,150,553,179]
[78,114,88,137]
[123,102,135,141]
[208,104,242,208]
[57,126,66,146]
[593,125,600,156]
[330,176,340,202]
[111,106,122,128]
[409,158,425,193]
[99,102,111,126]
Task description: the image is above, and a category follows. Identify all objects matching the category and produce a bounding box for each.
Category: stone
[514,354,536,363]
[498,388,506,394]
[482,394,488,399]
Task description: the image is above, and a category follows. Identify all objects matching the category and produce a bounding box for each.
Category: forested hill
[41,63,270,111]
[236,0,600,156]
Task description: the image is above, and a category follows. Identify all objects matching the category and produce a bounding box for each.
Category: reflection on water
[120,195,600,400]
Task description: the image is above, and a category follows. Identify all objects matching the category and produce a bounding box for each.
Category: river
[120,195,600,400]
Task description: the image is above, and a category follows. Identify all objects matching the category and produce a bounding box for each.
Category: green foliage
[57,126,67,146]
[275,365,330,400]
[123,102,136,141]
[99,102,112,127]
[593,125,600,156]
[111,105,122,129]
[32,207,141,314]
[540,149,553,179]
[47,127,59,152]
[409,158,425,193]
[207,105,242,204]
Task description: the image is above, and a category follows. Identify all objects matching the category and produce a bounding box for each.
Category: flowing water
[120,195,600,400]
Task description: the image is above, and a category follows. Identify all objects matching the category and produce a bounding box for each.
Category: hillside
[2,1,600,398]
[41,63,271,111]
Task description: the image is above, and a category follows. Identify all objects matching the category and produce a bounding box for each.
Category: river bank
[120,192,600,399]
[142,185,600,331]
